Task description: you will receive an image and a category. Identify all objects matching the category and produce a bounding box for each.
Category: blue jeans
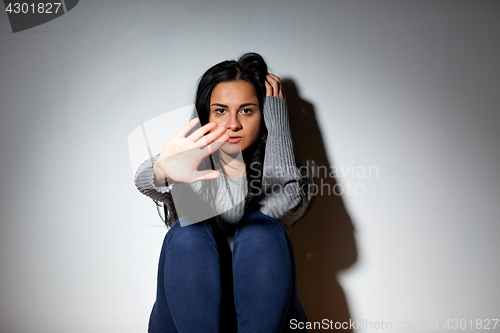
[148,211,307,332]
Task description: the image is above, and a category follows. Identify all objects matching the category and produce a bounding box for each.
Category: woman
[135,53,313,332]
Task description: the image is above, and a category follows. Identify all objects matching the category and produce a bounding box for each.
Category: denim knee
[165,219,217,253]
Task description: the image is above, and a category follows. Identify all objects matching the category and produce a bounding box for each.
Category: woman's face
[209,80,261,154]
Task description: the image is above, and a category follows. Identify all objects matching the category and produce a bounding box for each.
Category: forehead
[210,80,258,104]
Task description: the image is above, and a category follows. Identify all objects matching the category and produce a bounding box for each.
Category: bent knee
[166,220,216,249]
[234,212,289,250]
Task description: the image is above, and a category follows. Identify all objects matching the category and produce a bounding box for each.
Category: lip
[227,137,242,143]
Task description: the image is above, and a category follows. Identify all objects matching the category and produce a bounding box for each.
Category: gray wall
[1,1,499,332]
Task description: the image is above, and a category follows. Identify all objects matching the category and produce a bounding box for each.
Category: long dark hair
[161,52,269,227]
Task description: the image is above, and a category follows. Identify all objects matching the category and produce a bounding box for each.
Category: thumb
[189,170,221,182]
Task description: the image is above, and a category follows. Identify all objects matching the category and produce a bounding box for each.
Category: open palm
[153,118,229,183]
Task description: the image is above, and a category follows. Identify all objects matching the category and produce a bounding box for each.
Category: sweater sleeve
[134,153,248,224]
[134,153,209,204]
[259,96,313,230]
[134,154,173,204]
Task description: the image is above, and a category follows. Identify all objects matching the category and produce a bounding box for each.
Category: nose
[226,114,242,131]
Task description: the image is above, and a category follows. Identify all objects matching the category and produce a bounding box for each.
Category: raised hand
[153,118,229,183]
[265,73,286,100]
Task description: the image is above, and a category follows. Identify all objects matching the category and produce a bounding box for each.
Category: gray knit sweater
[134,96,312,246]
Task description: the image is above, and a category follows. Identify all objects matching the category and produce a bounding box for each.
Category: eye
[241,108,253,114]
[215,108,226,114]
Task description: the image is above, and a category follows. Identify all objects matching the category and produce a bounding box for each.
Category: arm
[134,154,173,204]
[259,96,313,229]
[134,153,217,207]
[135,153,248,224]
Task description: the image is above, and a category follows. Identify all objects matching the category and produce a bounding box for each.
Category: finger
[267,75,280,97]
[268,74,286,100]
[196,126,226,148]
[267,74,280,86]
[201,135,229,156]
[266,74,277,86]
[188,121,218,142]
[268,73,281,83]
[265,79,273,97]
[189,170,221,182]
[177,118,200,138]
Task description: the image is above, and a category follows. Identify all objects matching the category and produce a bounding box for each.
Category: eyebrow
[210,103,258,108]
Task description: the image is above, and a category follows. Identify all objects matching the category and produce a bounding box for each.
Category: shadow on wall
[283,79,358,332]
